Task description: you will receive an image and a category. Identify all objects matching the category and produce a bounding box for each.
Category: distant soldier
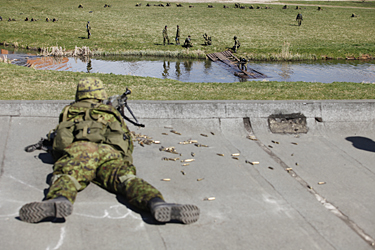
[238,57,248,71]
[53,18,57,22]
[0,16,2,21]
[351,13,358,17]
[233,36,240,53]
[78,4,83,8]
[25,17,29,21]
[184,35,193,48]
[282,5,288,9]
[175,25,180,45]
[296,12,303,26]
[86,21,91,39]
[203,33,212,46]
[46,17,50,22]
[163,26,169,45]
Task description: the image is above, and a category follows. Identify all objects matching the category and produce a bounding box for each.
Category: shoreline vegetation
[0,0,374,61]
[1,42,373,61]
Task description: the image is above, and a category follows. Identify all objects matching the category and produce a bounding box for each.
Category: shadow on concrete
[38,152,55,165]
[345,136,375,153]
[116,195,184,225]
[116,195,161,225]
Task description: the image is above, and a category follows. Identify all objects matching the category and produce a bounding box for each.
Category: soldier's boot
[19,196,73,223]
[148,197,200,224]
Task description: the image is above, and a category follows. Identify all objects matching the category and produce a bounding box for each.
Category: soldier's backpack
[52,100,133,162]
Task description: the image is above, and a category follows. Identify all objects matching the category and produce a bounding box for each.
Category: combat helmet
[75,77,108,101]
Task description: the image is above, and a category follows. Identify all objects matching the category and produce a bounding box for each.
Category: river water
[1,48,375,83]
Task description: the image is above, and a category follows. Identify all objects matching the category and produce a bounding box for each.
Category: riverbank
[1,0,374,60]
[1,63,374,100]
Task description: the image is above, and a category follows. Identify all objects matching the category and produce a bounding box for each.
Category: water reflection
[87,59,92,73]
[279,62,293,80]
[1,47,375,83]
[26,56,70,71]
[162,61,170,78]
[175,61,181,79]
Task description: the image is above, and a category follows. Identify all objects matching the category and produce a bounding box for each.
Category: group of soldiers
[22,17,58,22]
[162,26,242,53]
[163,25,194,48]
[162,25,213,48]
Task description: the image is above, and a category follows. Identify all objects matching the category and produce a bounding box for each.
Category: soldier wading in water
[19,77,200,224]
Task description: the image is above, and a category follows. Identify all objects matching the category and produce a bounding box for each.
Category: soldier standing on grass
[233,36,240,53]
[18,77,200,224]
[86,21,91,39]
[296,13,303,26]
[175,25,180,45]
[163,26,169,45]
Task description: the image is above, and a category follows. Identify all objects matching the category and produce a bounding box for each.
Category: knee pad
[50,174,82,190]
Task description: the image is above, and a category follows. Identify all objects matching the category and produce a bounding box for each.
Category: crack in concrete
[0,117,11,178]
[242,117,375,248]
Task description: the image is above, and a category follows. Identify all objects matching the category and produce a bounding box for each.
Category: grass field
[1,0,375,59]
[1,63,374,100]
[1,0,374,101]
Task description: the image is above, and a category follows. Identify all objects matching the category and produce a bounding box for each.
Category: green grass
[281,1,375,8]
[0,0,374,59]
[1,63,374,100]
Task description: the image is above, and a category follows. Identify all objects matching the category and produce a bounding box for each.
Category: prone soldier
[19,77,200,224]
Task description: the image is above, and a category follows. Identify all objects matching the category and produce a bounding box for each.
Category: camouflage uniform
[233,36,240,53]
[19,77,199,224]
[175,25,180,45]
[184,36,193,48]
[163,26,169,45]
[48,78,164,210]
[86,21,91,39]
[203,33,212,46]
[296,13,303,26]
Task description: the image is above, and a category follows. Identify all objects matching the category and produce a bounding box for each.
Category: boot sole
[19,200,73,223]
[153,204,200,224]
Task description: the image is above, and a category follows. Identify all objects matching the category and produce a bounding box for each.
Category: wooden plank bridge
[206,51,266,79]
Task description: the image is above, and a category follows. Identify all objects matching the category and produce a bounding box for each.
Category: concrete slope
[0,100,374,250]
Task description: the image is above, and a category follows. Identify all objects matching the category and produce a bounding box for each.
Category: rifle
[24,137,52,152]
[25,88,144,153]
[105,88,145,128]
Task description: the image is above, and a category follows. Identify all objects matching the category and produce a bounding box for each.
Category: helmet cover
[75,77,108,101]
